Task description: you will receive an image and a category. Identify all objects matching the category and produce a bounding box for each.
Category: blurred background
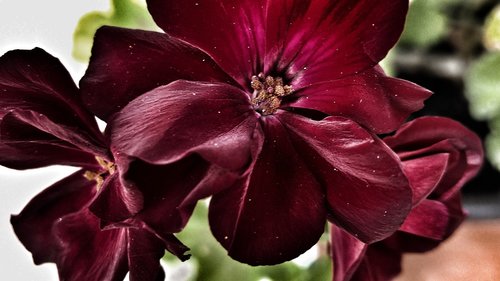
[0,0,499,280]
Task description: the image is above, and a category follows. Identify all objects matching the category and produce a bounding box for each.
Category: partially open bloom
[80,0,432,265]
[330,117,484,281]
[0,48,210,280]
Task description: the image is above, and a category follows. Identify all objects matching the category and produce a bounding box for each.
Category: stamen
[251,73,293,115]
[83,156,116,190]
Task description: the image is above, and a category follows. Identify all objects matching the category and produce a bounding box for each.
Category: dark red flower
[0,48,205,280]
[80,0,432,265]
[330,117,484,281]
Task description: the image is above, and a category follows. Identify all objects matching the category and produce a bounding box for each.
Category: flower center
[84,156,116,190]
[251,73,293,115]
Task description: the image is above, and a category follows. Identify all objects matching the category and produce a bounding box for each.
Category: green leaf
[486,117,500,171]
[464,53,500,120]
[72,0,157,62]
[484,5,500,51]
[399,0,447,48]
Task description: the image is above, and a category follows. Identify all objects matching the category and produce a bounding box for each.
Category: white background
[0,1,108,280]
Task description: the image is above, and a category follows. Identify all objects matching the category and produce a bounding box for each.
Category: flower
[330,117,484,281]
[0,48,210,280]
[80,0,432,265]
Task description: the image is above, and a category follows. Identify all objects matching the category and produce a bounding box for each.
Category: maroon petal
[2,108,106,157]
[10,171,186,281]
[289,67,432,134]
[127,228,168,281]
[110,80,259,172]
[10,170,96,265]
[209,115,326,265]
[280,113,412,243]
[349,244,403,281]
[399,199,453,240]
[0,134,98,170]
[265,0,408,83]
[384,116,484,200]
[128,156,240,232]
[0,48,104,144]
[146,0,266,87]
[401,153,449,205]
[147,0,408,86]
[386,193,466,254]
[330,225,367,281]
[89,172,143,223]
[80,26,236,121]
[54,210,129,281]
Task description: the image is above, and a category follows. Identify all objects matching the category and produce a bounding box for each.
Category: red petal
[209,115,326,265]
[0,48,104,143]
[0,135,98,170]
[11,170,188,280]
[265,0,408,83]
[10,170,96,265]
[147,0,408,85]
[289,67,432,134]
[80,26,236,121]
[146,0,266,87]
[399,199,456,240]
[384,116,484,200]
[89,172,143,223]
[110,80,259,172]
[401,153,449,206]
[280,113,412,243]
[330,225,367,281]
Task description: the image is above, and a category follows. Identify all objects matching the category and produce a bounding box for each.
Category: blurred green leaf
[165,203,330,281]
[464,53,500,120]
[484,5,500,51]
[72,0,157,62]
[399,0,447,48]
[486,117,500,171]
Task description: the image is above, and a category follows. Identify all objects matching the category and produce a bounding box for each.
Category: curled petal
[110,80,258,172]
[89,172,143,223]
[330,225,367,281]
[119,155,236,234]
[289,67,432,133]
[0,135,97,170]
[209,116,326,265]
[0,48,104,144]
[11,170,188,281]
[330,225,403,281]
[280,112,412,243]
[401,153,449,205]
[10,170,96,265]
[80,26,236,121]
[399,199,455,240]
[384,116,484,200]
[387,193,466,253]
[1,109,107,161]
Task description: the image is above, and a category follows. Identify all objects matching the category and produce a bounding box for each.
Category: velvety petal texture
[280,113,411,243]
[384,116,484,200]
[147,0,408,86]
[2,48,196,281]
[0,48,107,169]
[109,80,259,172]
[209,116,326,265]
[289,67,432,133]
[331,117,483,281]
[99,154,238,239]
[11,170,188,281]
[80,26,236,121]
